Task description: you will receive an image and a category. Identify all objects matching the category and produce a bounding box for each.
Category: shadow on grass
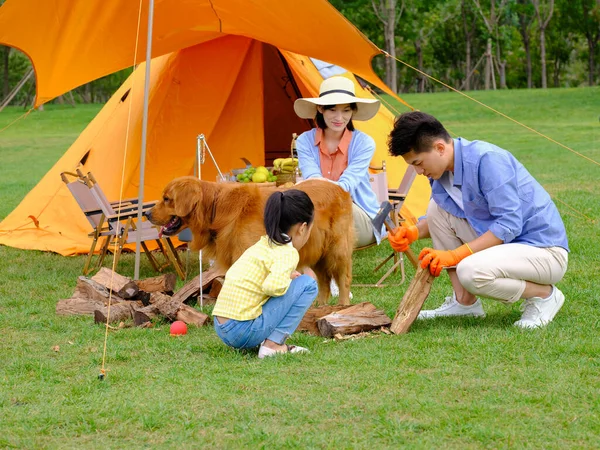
[408,310,527,332]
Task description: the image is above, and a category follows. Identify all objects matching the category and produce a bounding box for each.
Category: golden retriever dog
[146,177,354,305]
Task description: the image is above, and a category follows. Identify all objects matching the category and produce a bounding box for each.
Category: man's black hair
[388,111,451,156]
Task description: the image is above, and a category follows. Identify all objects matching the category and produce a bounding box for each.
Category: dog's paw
[329,279,353,299]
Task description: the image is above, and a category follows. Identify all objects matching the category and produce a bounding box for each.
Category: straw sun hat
[294,76,380,121]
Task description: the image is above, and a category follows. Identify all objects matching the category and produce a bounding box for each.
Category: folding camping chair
[352,162,418,287]
[60,170,185,279]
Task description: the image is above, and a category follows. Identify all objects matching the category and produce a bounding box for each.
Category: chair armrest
[82,207,103,216]
[110,201,156,215]
[388,192,407,202]
[110,198,156,207]
[110,199,156,209]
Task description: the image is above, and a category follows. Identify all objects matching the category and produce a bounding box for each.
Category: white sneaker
[258,344,309,359]
[418,294,486,319]
[329,279,353,300]
[514,286,565,329]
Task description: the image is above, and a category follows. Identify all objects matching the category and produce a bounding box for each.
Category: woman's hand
[290,270,302,279]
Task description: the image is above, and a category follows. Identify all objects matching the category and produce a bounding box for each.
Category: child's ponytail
[264,189,314,245]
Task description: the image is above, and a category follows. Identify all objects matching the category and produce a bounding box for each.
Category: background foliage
[331,0,599,92]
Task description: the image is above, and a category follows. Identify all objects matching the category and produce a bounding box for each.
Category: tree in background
[546,0,579,87]
[407,0,456,93]
[471,0,511,89]
[515,0,536,88]
[461,0,481,90]
[569,0,600,86]
[330,0,387,79]
[371,0,405,93]
[531,0,555,88]
[1,46,9,99]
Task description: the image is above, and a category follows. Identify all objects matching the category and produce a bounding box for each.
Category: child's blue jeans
[214,274,318,349]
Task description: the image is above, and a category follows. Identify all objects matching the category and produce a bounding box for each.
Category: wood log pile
[57,266,431,338]
[56,267,225,328]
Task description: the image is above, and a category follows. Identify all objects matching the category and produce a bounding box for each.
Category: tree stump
[390,266,435,334]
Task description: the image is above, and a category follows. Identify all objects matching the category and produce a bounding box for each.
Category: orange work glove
[388,225,419,253]
[419,244,473,277]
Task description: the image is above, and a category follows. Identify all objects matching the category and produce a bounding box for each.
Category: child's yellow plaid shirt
[212,235,299,321]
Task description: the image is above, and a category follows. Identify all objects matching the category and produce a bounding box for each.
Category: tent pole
[134,0,155,280]
[197,135,204,308]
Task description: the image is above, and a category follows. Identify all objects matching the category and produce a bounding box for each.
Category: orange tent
[0,0,431,255]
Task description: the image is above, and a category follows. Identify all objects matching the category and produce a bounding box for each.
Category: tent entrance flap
[262,43,314,167]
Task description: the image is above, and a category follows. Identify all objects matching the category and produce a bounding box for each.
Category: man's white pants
[427,199,568,303]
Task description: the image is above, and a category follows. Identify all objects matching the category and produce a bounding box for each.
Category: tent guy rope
[381,50,600,169]
[0,108,33,133]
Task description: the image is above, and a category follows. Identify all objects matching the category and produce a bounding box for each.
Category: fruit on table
[236,165,277,183]
[252,172,268,183]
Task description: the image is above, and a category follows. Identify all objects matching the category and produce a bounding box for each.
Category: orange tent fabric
[0,2,431,255]
[0,0,396,107]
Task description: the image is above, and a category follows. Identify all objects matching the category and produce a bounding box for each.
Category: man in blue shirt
[387,111,569,328]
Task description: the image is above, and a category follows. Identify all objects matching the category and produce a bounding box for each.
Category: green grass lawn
[1,89,599,448]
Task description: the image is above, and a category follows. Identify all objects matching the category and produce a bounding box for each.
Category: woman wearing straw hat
[294,76,384,247]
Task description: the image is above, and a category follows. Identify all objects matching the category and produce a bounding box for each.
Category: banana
[281,160,298,169]
[280,157,298,166]
[273,158,284,168]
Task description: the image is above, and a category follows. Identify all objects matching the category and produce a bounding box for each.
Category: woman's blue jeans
[214,274,318,349]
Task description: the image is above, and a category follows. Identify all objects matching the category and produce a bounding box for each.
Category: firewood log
[298,305,347,335]
[176,304,210,327]
[207,276,224,298]
[56,297,106,316]
[93,303,133,324]
[117,281,139,300]
[91,267,131,293]
[72,276,125,304]
[171,266,226,304]
[136,273,177,293]
[151,292,181,320]
[390,266,435,334]
[317,302,391,338]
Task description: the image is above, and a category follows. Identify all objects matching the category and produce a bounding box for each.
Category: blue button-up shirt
[431,138,569,251]
[297,128,385,243]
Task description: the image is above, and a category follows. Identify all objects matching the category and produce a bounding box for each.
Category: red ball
[170,321,187,336]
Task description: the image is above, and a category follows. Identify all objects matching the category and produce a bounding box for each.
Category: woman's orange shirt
[315,128,352,181]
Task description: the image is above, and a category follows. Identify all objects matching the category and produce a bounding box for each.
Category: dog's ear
[172,180,200,217]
